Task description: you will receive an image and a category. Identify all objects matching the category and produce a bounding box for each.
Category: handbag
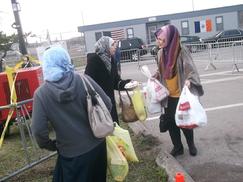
[80,75,114,138]
[118,89,138,123]
[159,113,169,132]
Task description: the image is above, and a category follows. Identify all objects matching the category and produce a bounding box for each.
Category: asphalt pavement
[121,60,243,182]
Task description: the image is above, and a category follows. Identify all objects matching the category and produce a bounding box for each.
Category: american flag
[111,29,125,41]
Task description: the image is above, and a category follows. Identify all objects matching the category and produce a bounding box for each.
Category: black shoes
[170,145,197,157]
[188,144,197,156]
[170,147,184,157]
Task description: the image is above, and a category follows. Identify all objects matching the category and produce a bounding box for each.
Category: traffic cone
[175,172,185,182]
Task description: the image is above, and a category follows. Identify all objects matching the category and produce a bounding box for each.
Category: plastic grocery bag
[143,84,163,114]
[141,65,169,103]
[141,65,169,114]
[112,123,139,162]
[107,136,129,182]
[175,86,207,129]
[131,87,147,121]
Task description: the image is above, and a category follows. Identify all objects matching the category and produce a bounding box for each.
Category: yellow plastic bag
[131,87,147,121]
[113,124,139,162]
[107,136,129,181]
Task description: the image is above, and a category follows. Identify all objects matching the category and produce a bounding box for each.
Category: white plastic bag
[141,65,169,102]
[142,84,162,114]
[175,86,207,129]
[141,65,168,114]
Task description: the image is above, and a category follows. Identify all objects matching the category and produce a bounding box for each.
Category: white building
[78,4,243,53]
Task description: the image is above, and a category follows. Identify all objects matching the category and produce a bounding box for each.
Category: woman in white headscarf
[32,46,112,181]
[85,36,132,123]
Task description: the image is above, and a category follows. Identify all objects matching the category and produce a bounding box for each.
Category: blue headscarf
[42,46,74,82]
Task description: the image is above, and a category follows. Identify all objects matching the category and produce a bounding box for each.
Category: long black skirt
[53,141,107,182]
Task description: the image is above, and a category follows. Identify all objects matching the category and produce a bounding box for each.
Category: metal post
[11,0,27,55]
[16,107,31,164]
[192,0,195,11]
[232,42,239,73]
[205,43,216,70]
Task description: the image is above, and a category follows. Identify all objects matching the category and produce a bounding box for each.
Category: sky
[0,0,243,41]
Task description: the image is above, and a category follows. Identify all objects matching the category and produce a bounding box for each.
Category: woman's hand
[185,80,191,88]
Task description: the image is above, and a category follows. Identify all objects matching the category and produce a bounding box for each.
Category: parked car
[180,35,201,44]
[150,35,202,55]
[181,35,203,52]
[201,29,243,43]
[118,37,147,61]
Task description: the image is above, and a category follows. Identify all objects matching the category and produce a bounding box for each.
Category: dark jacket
[85,53,130,122]
[31,72,112,158]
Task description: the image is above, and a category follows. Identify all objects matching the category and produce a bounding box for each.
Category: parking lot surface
[121,59,243,182]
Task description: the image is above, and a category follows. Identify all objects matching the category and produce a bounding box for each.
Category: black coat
[85,53,130,122]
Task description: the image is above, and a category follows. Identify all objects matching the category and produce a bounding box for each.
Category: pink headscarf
[155,24,181,79]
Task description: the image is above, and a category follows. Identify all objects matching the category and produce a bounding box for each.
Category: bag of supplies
[118,88,138,123]
[131,87,147,121]
[141,65,169,114]
[175,86,207,129]
[107,136,129,181]
[112,123,139,162]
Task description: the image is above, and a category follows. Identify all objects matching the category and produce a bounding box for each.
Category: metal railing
[118,40,243,73]
[0,99,57,181]
[184,40,243,72]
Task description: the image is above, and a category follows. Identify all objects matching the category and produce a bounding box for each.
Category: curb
[128,122,195,182]
[156,150,195,182]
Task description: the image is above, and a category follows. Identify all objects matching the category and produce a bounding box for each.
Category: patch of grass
[117,124,168,182]
[0,123,167,182]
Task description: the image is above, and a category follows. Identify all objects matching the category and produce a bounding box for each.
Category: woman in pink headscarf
[153,24,204,157]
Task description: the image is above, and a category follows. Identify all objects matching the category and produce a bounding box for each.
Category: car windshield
[130,38,143,47]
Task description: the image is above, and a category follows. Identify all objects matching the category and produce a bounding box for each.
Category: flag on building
[110,29,125,41]
[194,19,212,33]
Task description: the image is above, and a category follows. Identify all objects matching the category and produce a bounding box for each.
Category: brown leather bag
[118,89,138,123]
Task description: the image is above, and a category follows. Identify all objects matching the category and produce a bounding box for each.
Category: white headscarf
[95,36,115,73]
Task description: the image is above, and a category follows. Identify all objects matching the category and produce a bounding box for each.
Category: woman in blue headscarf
[32,46,112,181]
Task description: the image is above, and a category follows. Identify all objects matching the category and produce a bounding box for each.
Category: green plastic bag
[131,87,147,121]
[112,124,139,162]
[107,136,129,181]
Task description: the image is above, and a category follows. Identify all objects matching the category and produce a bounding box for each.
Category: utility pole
[192,0,195,11]
[11,0,27,55]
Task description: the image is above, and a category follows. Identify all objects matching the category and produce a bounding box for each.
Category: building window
[239,11,243,29]
[148,25,157,43]
[95,32,102,41]
[103,31,111,37]
[127,28,134,38]
[215,16,224,31]
[181,21,189,35]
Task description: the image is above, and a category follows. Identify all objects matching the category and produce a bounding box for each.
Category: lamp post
[11,0,27,55]
[192,0,195,11]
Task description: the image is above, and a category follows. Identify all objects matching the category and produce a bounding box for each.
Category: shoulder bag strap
[118,85,133,106]
[80,75,90,96]
[82,75,96,91]
[80,75,99,105]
